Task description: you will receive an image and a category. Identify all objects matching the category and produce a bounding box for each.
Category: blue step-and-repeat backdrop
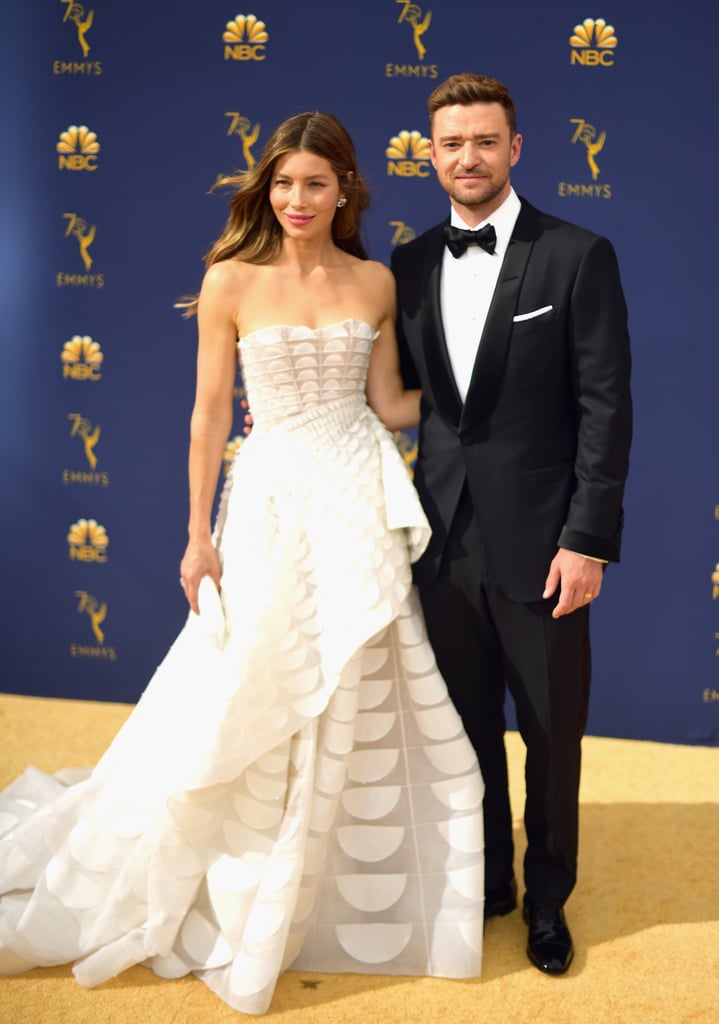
[2,1,718,746]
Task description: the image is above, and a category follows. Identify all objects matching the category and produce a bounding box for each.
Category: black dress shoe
[523,899,574,974]
[484,877,518,920]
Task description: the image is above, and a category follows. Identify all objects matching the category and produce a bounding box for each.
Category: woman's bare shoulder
[202,257,257,293]
[197,260,262,328]
[354,258,394,292]
[360,257,392,278]
[359,261,396,322]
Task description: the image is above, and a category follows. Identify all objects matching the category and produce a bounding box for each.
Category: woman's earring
[336,197,347,208]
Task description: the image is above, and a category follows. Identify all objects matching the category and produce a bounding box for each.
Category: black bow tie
[444,222,497,258]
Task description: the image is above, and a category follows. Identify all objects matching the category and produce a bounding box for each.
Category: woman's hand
[180,539,221,614]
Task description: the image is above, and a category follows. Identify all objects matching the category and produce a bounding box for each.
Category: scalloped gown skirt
[0,395,484,1015]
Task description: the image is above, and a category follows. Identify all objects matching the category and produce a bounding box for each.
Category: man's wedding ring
[584,592,593,599]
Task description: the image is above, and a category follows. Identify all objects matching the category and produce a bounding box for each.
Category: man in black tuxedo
[391,73,632,974]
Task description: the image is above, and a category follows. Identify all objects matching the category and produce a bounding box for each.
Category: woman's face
[269,150,343,242]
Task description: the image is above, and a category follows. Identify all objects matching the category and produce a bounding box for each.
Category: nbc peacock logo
[223,13,268,60]
[569,17,617,66]
[67,518,109,562]
[57,125,100,170]
[61,335,103,381]
[386,130,431,177]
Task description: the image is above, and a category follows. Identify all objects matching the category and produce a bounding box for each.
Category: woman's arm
[365,263,421,431]
[179,263,239,613]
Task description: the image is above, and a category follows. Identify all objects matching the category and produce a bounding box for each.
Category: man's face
[429,101,522,224]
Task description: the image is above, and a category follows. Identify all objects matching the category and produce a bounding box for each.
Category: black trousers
[416,486,591,908]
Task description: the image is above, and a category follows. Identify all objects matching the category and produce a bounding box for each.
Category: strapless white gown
[0,319,484,1015]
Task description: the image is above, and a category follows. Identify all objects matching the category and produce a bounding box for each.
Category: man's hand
[241,398,253,436]
[543,548,604,619]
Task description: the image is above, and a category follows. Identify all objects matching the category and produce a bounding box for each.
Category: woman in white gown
[0,112,484,1016]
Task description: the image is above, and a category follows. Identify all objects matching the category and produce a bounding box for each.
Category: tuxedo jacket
[391,198,632,604]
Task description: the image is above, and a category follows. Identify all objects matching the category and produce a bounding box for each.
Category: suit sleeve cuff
[557,527,621,563]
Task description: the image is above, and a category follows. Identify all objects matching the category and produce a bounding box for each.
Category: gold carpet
[1,693,717,1024]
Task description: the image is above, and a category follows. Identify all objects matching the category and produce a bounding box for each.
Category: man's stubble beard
[445,168,510,211]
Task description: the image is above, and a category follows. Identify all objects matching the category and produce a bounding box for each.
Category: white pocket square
[513,305,553,322]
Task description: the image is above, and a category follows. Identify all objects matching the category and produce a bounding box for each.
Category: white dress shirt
[440,188,521,401]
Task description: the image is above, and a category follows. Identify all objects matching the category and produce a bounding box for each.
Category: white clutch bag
[197,575,226,649]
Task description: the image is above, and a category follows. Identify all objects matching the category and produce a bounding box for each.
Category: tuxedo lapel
[419,224,463,425]
[460,206,536,430]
